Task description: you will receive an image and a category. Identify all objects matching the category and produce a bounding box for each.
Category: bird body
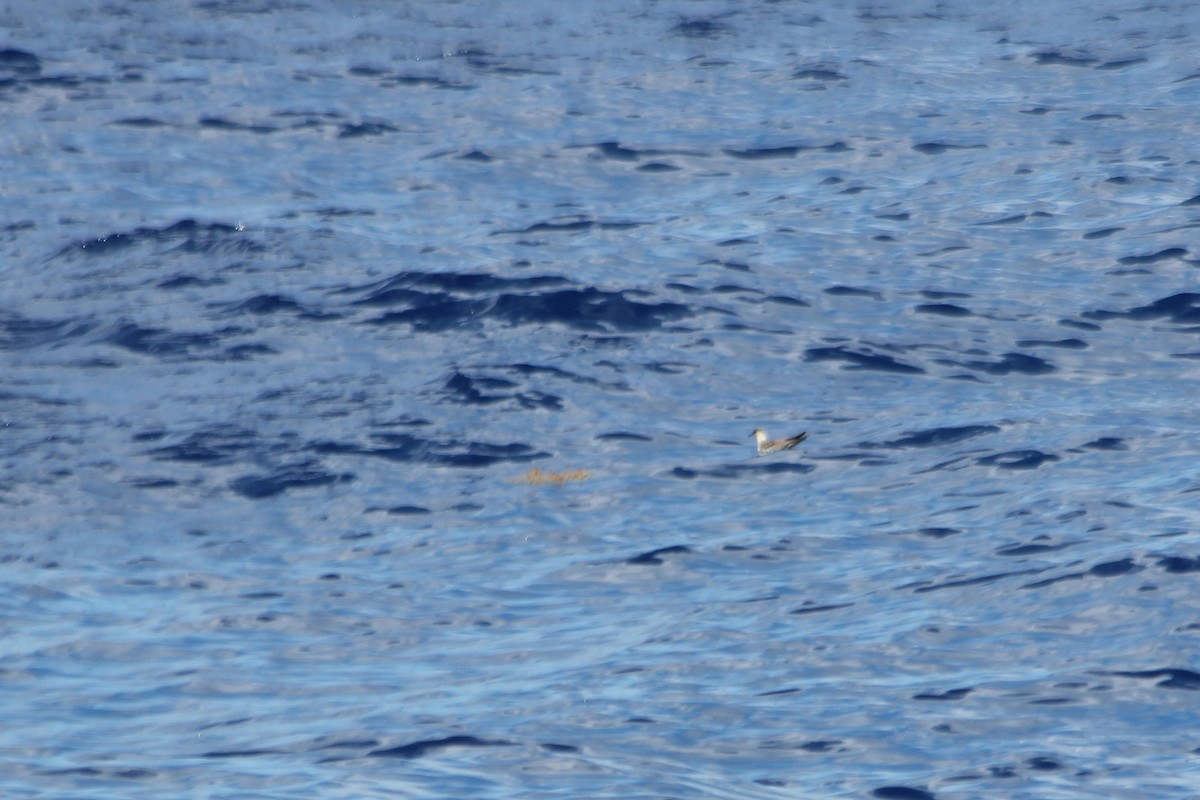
[750,428,808,455]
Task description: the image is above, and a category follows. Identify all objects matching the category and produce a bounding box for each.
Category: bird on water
[750,428,808,455]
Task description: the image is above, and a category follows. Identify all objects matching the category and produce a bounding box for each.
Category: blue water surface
[3,1,1200,797]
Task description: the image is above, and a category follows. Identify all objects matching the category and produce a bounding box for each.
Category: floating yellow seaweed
[512,467,590,485]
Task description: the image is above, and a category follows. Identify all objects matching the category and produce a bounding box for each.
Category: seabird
[750,428,808,455]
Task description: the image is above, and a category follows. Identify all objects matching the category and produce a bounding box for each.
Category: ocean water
[3,1,1200,797]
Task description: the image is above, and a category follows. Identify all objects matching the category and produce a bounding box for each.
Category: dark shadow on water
[976,450,1059,470]
[805,345,924,374]
[670,462,814,479]
[362,287,692,333]
[864,424,999,449]
[626,545,692,565]
[230,463,356,499]
[1085,292,1200,324]
[1097,668,1200,691]
[369,735,516,759]
[311,435,547,468]
[944,352,1055,376]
